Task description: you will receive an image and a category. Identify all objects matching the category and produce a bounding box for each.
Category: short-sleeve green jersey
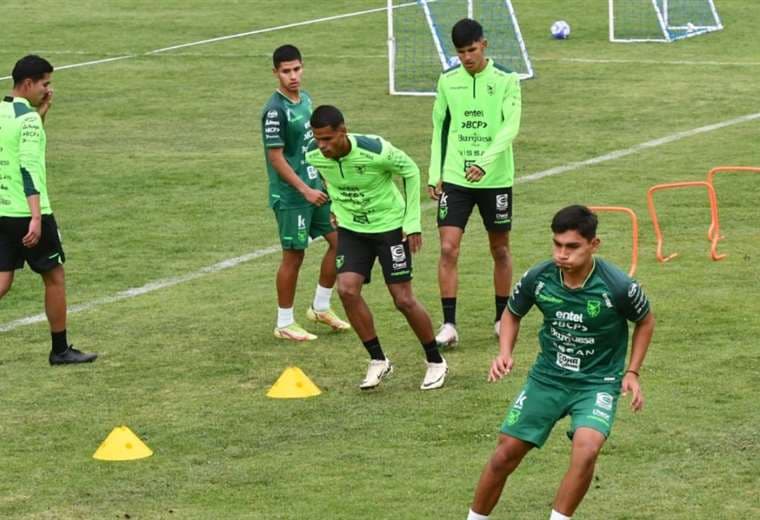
[0,96,51,217]
[261,90,321,209]
[305,134,421,235]
[508,258,651,388]
[429,59,521,189]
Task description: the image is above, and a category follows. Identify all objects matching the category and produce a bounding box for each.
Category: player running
[306,105,447,390]
[466,205,655,520]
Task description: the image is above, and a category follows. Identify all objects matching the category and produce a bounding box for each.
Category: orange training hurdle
[588,206,639,277]
[646,181,726,263]
[706,166,760,241]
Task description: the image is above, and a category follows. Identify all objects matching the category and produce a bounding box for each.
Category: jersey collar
[4,96,31,107]
[471,58,493,79]
[275,89,302,105]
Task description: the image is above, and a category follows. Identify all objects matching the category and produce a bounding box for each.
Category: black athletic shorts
[436,182,513,231]
[0,215,66,273]
[336,227,412,284]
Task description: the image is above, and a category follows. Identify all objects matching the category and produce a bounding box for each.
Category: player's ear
[590,237,601,253]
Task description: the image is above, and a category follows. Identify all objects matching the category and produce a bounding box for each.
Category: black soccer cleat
[49,346,98,366]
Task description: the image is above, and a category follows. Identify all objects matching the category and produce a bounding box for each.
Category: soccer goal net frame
[387,0,534,96]
[609,0,723,43]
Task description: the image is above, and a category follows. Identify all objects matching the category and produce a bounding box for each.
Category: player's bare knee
[392,293,416,314]
[337,282,360,303]
[490,443,522,475]
[440,241,460,263]
[490,244,511,263]
[41,266,65,288]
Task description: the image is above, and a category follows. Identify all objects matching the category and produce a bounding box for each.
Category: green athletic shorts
[500,376,620,448]
[274,203,334,250]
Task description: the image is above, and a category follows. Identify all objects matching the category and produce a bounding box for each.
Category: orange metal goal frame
[588,206,639,277]
[646,181,725,263]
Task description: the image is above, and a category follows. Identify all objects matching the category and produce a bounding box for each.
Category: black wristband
[625,369,640,377]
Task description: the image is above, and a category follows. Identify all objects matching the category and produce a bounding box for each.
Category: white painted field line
[533,57,760,67]
[0,2,416,80]
[3,111,759,333]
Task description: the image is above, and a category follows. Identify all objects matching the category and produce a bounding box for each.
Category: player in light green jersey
[0,55,97,365]
[306,105,447,390]
[466,206,655,520]
[428,19,522,348]
[261,45,349,341]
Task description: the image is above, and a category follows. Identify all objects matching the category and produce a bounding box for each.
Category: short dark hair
[310,105,344,130]
[12,55,53,86]
[551,205,598,241]
[272,45,302,68]
[451,18,484,48]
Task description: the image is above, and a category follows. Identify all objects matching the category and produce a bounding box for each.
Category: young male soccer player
[306,105,447,390]
[262,45,349,341]
[466,205,655,520]
[0,55,97,365]
[428,18,522,347]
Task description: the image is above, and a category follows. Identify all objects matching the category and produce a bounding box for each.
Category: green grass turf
[1,1,758,518]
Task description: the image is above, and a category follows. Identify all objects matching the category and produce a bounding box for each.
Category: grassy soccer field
[1,1,758,518]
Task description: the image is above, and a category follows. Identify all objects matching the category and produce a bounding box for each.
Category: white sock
[467,509,489,520]
[277,307,294,328]
[550,509,571,520]
[312,284,333,312]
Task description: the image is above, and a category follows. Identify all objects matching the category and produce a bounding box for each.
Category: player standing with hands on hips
[428,18,522,347]
[466,206,655,520]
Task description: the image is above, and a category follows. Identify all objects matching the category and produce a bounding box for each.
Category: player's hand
[404,232,422,254]
[622,372,644,412]
[427,181,442,200]
[23,217,42,248]
[304,187,329,206]
[38,90,54,120]
[465,164,486,183]
[488,353,514,382]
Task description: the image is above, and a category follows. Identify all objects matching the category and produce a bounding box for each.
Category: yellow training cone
[267,366,322,399]
[93,426,153,461]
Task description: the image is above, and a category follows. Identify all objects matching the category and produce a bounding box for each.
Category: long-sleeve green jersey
[508,258,651,388]
[0,96,51,217]
[305,134,421,235]
[429,59,521,189]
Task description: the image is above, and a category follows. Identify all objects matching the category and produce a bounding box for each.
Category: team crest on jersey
[587,300,601,318]
[506,409,521,426]
[487,84,495,96]
[336,255,345,269]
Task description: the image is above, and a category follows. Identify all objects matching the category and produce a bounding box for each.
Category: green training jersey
[508,258,650,388]
[305,134,421,235]
[261,90,321,209]
[429,59,521,189]
[0,96,51,217]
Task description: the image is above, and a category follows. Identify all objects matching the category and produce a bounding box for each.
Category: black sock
[442,297,457,325]
[362,337,385,361]
[51,330,68,354]
[495,295,509,323]
[422,340,443,363]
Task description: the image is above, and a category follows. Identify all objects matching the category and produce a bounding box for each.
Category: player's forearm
[498,311,521,356]
[476,106,521,172]
[26,194,42,220]
[627,312,655,373]
[400,169,422,234]
[269,152,311,194]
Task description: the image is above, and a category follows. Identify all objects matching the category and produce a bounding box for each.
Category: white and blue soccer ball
[550,20,571,39]
[447,55,461,68]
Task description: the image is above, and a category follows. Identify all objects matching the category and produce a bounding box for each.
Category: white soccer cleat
[273,322,318,341]
[359,358,393,390]
[420,357,448,390]
[494,320,501,338]
[306,307,351,331]
[435,323,459,348]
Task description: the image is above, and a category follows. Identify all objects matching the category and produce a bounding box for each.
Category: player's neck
[561,258,595,289]
[467,58,489,76]
[277,87,300,103]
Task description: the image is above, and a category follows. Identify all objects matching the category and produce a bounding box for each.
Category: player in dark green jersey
[428,19,522,348]
[466,206,655,520]
[0,55,97,365]
[306,105,447,390]
[261,45,349,341]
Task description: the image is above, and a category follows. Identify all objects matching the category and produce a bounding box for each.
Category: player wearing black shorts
[0,55,96,365]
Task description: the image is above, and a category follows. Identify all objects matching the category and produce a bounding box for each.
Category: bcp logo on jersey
[390,244,406,263]
[496,194,509,211]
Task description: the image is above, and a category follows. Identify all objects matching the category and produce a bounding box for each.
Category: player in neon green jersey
[262,45,349,341]
[0,55,97,365]
[306,105,447,390]
[428,18,522,348]
[466,206,655,520]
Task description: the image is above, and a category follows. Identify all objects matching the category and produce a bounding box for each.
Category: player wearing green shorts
[466,206,655,520]
[427,19,522,348]
[262,45,348,341]
[306,105,447,390]
[0,55,97,365]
